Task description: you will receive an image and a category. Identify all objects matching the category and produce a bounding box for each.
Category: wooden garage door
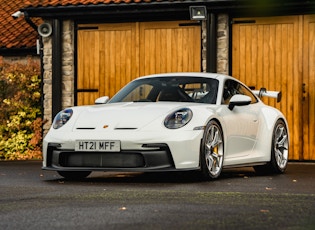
[77,21,201,105]
[139,21,201,75]
[302,15,315,160]
[232,15,315,160]
[77,23,139,105]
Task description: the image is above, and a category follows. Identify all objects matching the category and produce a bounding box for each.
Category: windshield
[109,76,219,104]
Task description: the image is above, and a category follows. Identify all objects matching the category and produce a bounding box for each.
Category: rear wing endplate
[252,88,282,103]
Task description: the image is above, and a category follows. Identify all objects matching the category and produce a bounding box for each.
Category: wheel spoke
[277,135,288,149]
[210,129,219,148]
[206,152,214,171]
[274,124,288,168]
[205,124,223,176]
[208,127,223,150]
[276,147,288,164]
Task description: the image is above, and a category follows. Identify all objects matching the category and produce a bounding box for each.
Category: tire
[200,120,224,180]
[57,171,91,180]
[254,119,289,174]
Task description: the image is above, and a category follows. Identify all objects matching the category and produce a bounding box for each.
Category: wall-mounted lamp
[11,11,24,19]
[189,6,207,20]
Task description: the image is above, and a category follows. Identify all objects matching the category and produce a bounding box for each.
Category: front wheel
[200,120,224,180]
[254,119,289,174]
[58,171,91,180]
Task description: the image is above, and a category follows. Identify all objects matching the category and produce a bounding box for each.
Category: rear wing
[252,88,282,103]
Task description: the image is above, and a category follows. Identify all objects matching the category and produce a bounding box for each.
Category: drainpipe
[23,12,38,31]
[51,19,63,120]
[207,13,217,73]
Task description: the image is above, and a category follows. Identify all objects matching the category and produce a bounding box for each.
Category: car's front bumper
[42,129,204,172]
[44,142,178,171]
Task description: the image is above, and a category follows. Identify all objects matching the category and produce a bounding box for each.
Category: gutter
[20,1,236,18]
[21,0,315,19]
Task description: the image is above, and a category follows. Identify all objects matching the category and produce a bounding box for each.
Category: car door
[220,80,260,161]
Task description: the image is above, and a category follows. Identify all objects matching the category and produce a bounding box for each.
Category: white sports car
[42,72,289,180]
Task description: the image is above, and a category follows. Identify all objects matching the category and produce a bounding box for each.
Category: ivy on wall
[0,59,44,160]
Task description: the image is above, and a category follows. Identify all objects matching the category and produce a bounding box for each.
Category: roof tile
[24,0,167,7]
[0,0,176,50]
[0,0,42,50]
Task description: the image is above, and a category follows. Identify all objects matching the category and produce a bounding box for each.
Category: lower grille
[46,143,176,170]
[59,152,145,168]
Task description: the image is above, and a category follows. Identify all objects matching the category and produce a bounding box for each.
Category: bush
[0,60,44,160]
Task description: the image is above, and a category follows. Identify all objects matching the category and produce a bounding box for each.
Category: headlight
[164,108,193,129]
[52,109,73,129]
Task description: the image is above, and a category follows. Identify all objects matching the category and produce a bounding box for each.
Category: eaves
[21,0,315,19]
[21,1,237,19]
[0,47,38,57]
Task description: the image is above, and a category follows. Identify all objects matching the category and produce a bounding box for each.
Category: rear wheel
[58,171,91,180]
[254,119,289,174]
[200,120,224,180]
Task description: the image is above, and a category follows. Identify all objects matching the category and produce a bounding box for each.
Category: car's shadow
[43,167,259,184]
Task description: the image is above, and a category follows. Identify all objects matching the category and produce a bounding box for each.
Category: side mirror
[228,95,251,110]
[95,96,109,104]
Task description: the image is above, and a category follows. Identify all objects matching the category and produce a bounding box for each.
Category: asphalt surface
[0,161,314,230]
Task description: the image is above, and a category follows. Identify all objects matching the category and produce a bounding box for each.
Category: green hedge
[0,60,43,160]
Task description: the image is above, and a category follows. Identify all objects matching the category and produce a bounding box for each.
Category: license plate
[75,140,120,152]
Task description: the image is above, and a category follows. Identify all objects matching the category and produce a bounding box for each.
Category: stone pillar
[201,14,229,74]
[42,20,75,135]
[217,14,229,74]
[42,34,52,134]
[62,20,75,109]
[201,20,207,72]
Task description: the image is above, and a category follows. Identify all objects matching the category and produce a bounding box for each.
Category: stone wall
[217,14,229,74]
[201,14,229,74]
[42,20,75,134]
[62,21,75,110]
[201,20,207,72]
[42,34,52,133]
[0,56,40,64]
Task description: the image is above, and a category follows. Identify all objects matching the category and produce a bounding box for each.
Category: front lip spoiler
[42,166,200,172]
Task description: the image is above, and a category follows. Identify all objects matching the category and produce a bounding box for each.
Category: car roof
[136,72,233,82]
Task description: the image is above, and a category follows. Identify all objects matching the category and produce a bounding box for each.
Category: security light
[189,6,207,20]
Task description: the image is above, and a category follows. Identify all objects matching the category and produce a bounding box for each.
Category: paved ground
[0,161,314,230]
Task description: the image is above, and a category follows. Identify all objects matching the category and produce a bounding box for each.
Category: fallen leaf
[260,209,270,213]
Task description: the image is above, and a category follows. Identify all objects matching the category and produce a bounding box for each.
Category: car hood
[72,102,192,130]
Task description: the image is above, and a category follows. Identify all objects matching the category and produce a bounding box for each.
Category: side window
[180,81,218,104]
[222,80,258,104]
